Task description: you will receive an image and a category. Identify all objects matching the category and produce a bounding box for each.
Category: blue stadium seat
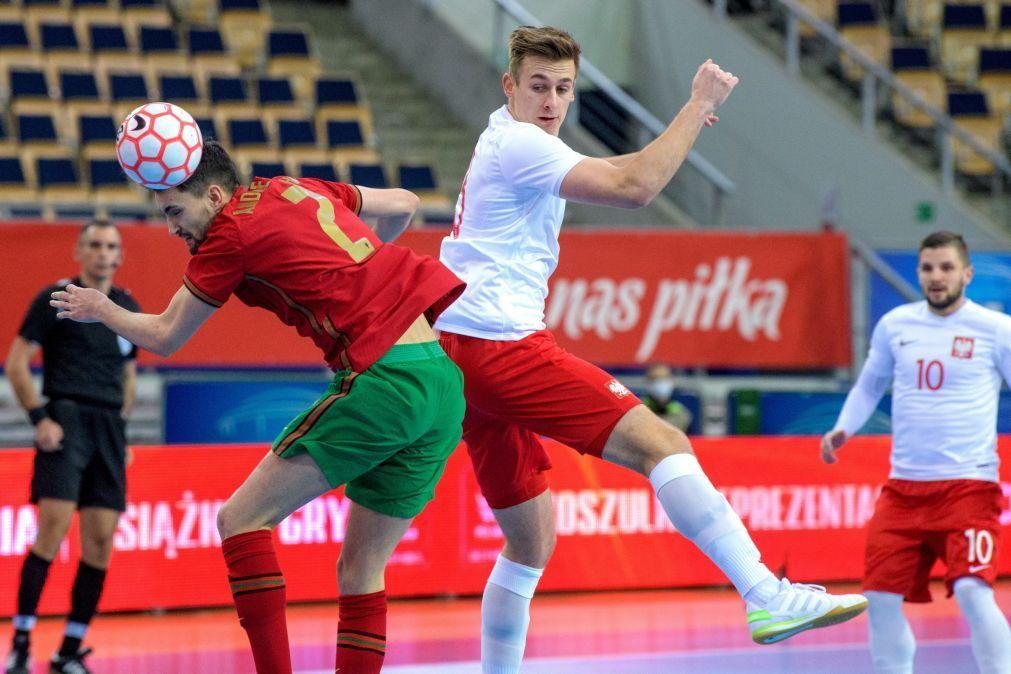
[88,157,127,188]
[277,119,316,148]
[158,73,200,105]
[943,4,987,28]
[316,78,358,106]
[979,47,1011,73]
[72,0,112,7]
[1002,4,1011,30]
[948,91,989,116]
[348,163,387,188]
[298,162,339,182]
[220,0,262,9]
[88,23,130,52]
[227,118,269,147]
[188,27,226,55]
[324,119,364,148]
[109,72,150,101]
[16,113,59,144]
[60,71,101,101]
[121,0,162,7]
[40,22,80,50]
[0,22,32,50]
[78,114,117,147]
[837,1,876,26]
[9,68,50,100]
[257,77,297,107]
[0,155,28,186]
[268,30,310,59]
[891,46,931,71]
[194,116,218,141]
[209,75,248,105]
[36,156,80,188]
[250,161,285,178]
[398,164,437,191]
[139,25,178,53]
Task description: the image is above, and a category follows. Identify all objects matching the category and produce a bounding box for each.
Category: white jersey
[835,300,1011,482]
[436,105,586,340]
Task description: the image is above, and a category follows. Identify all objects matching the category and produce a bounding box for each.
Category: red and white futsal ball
[116,102,203,190]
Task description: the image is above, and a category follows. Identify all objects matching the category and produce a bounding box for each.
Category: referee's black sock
[60,561,107,657]
[12,549,52,653]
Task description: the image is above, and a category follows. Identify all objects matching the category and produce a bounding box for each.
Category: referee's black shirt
[18,277,141,409]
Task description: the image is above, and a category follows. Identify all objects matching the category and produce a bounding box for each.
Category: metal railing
[489,0,737,226]
[715,0,1011,197]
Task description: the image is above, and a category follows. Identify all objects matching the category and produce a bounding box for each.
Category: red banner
[1,436,1008,616]
[0,225,850,369]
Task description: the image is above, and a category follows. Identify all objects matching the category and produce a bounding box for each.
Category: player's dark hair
[508,26,581,80]
[920,231,970,266]
[175,140,240,196]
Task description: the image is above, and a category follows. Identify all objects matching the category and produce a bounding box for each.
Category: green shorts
[272,341,464,519]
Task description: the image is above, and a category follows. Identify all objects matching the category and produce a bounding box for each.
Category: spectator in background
[4,220,140,674]
[642,363,693,432]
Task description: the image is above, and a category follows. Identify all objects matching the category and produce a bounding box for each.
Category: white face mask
[646,378,675,402]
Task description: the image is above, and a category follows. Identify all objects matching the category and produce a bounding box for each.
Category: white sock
[953,576,1011,674]
[481,555,543,674]
[866,590,915,674]
[649,454,776,601]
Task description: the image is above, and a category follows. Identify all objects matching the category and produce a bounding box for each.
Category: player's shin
[482,555,544,674]
[649,453,777,601]
[221,530,292,674]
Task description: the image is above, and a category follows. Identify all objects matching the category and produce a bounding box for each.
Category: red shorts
[439,329,641,509]
[863,479,1005,602]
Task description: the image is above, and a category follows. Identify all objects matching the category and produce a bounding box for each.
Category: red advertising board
[0,225,850,369]
[1,436,1007,616]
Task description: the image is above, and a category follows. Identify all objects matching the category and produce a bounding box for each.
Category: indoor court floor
[15,580,1010,673]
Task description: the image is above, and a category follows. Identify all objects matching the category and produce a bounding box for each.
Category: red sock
[336,590,387,674]
[222,530,291,674]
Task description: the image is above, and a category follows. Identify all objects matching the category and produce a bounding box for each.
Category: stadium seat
[157,73,206,115]
[107,69,152,121]
[120,0,172,27]
[891,46,946,129]
[320,117,380,165]
[59,70,107,117]
[999,4,1011,46]
[398,163,452,213]
[33,153,91,217]
[837,2,892,83]
[256,76,301,112]
[193,115,219,142]
[225,117,271,148]
[266,27,319,99]
[87,153,150,214]
[249,161,286,178]
[38,20,86,70]
[15,112,61,149]
[208,74,251,111]
[74,113,118,151]
[348,162,387,188]
[947,90,1004,175]
[313,77,373,137]
[295,161,340,182]
[8,67,50,103]
[138,24,187,71]
[0,153,40,213]
[0,20,38,69]
[274,116,332,165]
[940,4,991,82]
[188,26,234,75]
[977,48,1011,116]
[71,0,120,28]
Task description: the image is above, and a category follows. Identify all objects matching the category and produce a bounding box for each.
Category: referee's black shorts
[31,398,127,512]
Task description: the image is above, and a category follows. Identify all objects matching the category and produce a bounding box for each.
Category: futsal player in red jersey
[51,140,467,674]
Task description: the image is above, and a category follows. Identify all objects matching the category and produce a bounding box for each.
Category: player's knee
[216,499,274,539]
[503,532,555,568]
[953,576,995,619]
[81,531,115,561]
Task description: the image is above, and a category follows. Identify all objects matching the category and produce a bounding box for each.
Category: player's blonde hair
[508,26,581,80]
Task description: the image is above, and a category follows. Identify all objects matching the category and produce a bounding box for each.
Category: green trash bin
[730,389,762,435]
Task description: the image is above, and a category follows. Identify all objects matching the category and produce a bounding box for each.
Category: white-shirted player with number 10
[822,231,1011,674]
[437,24,868,674]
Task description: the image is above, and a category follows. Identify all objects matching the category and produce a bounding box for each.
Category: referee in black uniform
[4,220,140,674]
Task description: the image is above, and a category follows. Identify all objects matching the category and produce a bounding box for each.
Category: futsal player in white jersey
[437,25,868,674]
[822,231,1011,674]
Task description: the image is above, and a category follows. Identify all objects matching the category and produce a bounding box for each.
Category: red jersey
[183,176,465,372]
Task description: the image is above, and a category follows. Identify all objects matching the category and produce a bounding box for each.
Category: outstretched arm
[560,59,736,209]
[51,284,217,357]
[357,186,420,243]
